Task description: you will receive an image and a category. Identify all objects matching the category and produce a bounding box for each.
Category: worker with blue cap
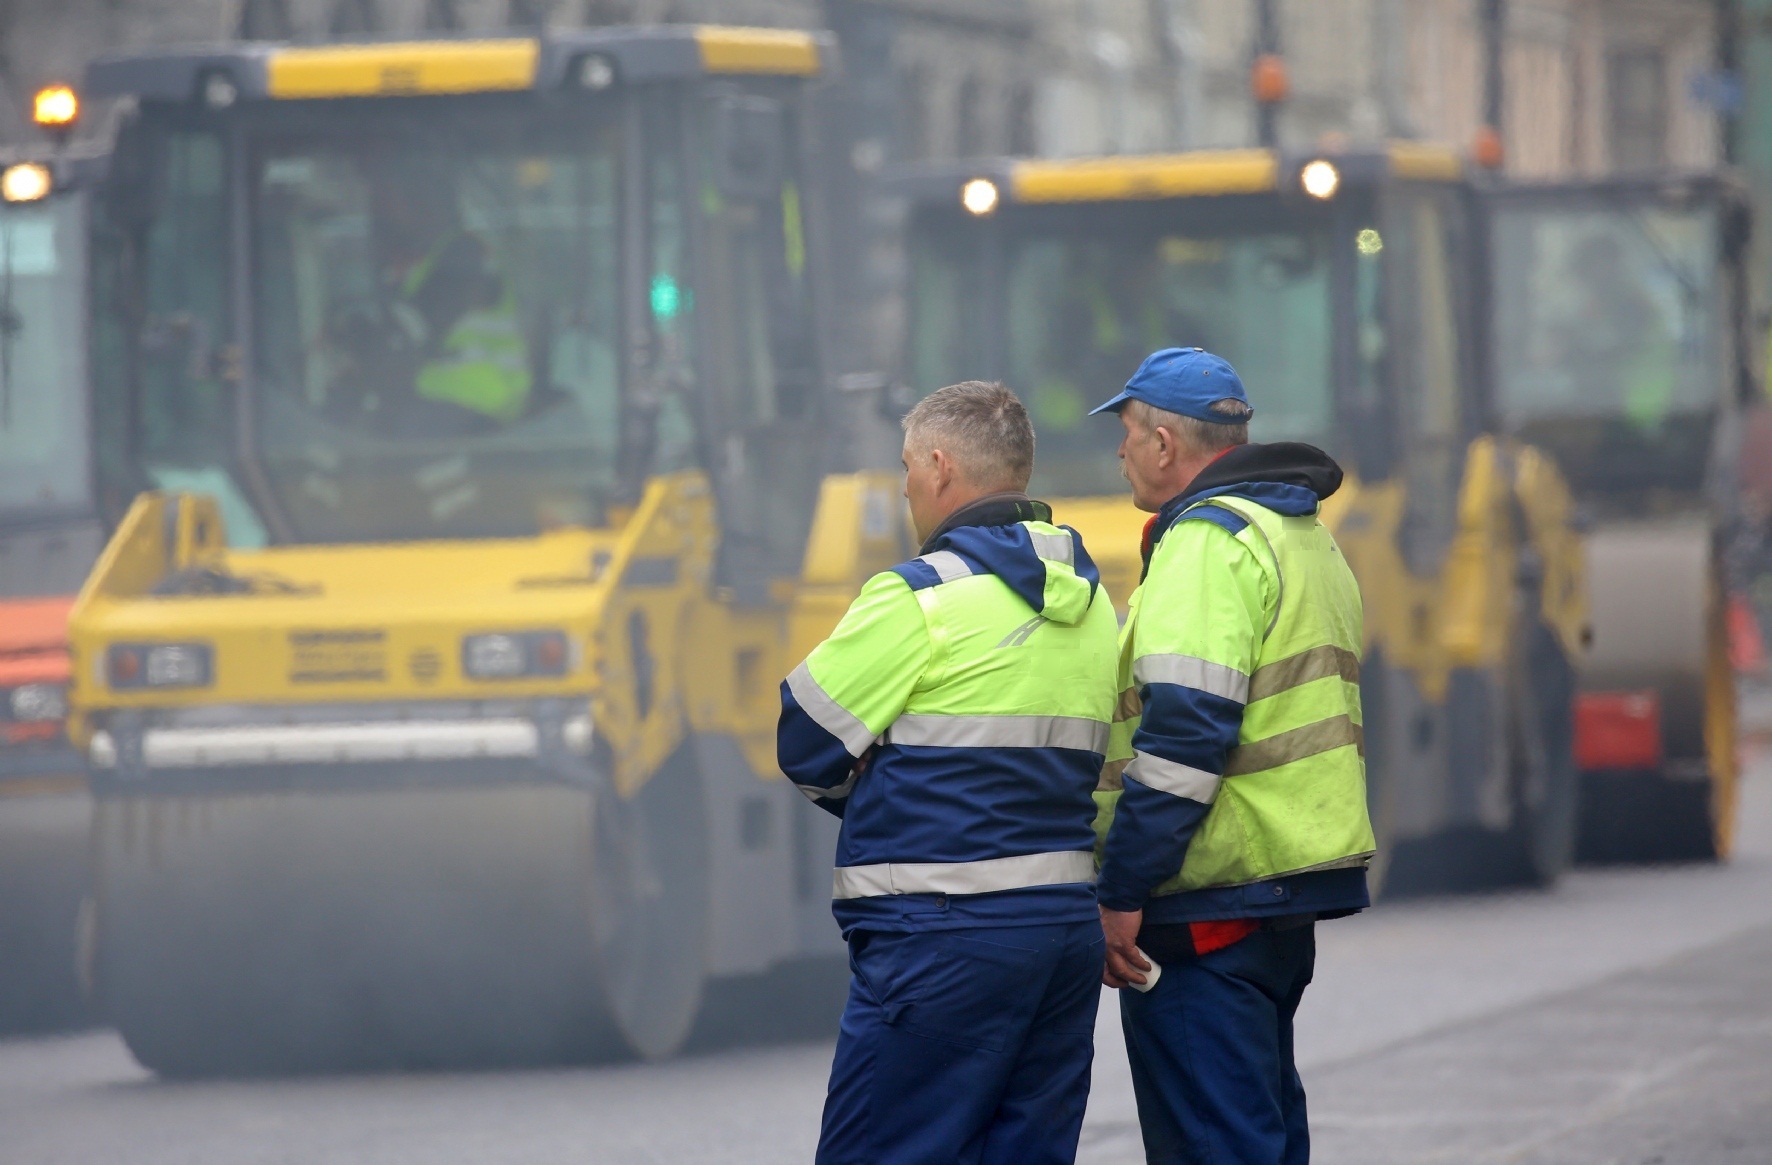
[1089,347,1376,1164]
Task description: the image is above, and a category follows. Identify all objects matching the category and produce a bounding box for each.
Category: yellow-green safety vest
[1096,494,1377,893]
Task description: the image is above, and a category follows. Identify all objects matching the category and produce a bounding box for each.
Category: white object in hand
[1128,949,1162,993]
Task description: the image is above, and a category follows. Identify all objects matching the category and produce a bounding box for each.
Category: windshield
[910,218,1331,498]
[0,195,88,518]
[252,106,620,541]
[1490,202,1721,499]
[1492,204,1718,425]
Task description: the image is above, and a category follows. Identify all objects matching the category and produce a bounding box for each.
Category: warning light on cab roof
[32,85,78,131]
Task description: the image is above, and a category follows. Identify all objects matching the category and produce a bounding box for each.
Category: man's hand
[1100,906,1149,988]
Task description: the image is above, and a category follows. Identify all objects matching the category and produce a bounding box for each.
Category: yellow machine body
[71,472,902,795]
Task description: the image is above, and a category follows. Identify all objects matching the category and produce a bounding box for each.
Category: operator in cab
[778,381,1118,1165]
[1091,349,1376,1165]
[328,158,531,434]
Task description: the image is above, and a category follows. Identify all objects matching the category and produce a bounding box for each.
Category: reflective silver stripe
[1247,645,1360,702]
[795,767,860,804]
[919,550,973,583]
[1223,714,1363,776]
[1029,530,1074,566]
[884,713,1110,752]
[786,661,877,757]
[1125,750,1223,804]
[1133,653,1250,705]
[995,616,1048,648]
[832,850,1097,899]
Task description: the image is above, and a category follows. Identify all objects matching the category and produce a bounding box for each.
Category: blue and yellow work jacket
[1096,443,1377,925]
[778,495,1120,935]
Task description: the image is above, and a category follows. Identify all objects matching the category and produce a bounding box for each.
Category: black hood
[1176,441,1344,506]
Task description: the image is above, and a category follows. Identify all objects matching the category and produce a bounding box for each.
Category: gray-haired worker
[779,382,1119,1164]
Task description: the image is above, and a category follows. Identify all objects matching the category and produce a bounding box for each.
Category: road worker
[328,157,531,433]
[778,381,1119,1165]
[1090,348,1376,1165]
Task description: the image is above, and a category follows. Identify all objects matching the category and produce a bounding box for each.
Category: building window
[422,0,460,30]
[1608,48,1667,172]
[237,0,293,39]
[329,0,380,34]
[507,0,554,28]
[895,63,932,162]
[1007,80,1038,156]
[956,75,986,157]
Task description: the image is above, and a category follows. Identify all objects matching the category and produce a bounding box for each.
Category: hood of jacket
[919,493,1102,625]
[1146,441,1345,556]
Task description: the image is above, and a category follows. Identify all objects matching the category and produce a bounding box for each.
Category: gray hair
[1125,397,1250,455]
[902,381,1035,491]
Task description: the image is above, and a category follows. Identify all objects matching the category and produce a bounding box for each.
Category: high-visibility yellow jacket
[1095,444,1376,924]
[399,232,532,423]
[778,496,1119,935]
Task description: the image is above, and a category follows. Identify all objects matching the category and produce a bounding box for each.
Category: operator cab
[896,145,1485,575]
[86,30,827,598]
[1483,175,1753,513]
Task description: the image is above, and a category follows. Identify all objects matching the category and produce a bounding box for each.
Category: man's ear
[1153,425,1177,469]
[930,446,956,494]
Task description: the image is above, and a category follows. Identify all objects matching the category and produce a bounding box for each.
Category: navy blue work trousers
[816,920,1105,1165]
[1120,924,1315,1165]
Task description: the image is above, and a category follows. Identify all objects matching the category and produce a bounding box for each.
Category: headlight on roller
[1,162,52,203]
[6,682,68,723]
[108,643,214,689]
[462,631,571,680]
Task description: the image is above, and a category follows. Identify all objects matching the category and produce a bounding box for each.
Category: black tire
[1575,770,1720,863]
[1507,621,1579,885]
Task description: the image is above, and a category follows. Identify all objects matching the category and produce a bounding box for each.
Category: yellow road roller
[1483,173,1751,863]
[891,145,1588,895]
[67,27,907,1074]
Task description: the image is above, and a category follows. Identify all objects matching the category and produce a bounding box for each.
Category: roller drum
[0,784,92,1032]
[92,757,705,1075]
[1575,519,1734,861]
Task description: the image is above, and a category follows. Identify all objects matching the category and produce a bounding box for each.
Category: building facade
[0,0,1732,176]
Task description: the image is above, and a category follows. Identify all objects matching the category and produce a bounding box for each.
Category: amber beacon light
[1250,54,1290,105]
[32,85,78,132]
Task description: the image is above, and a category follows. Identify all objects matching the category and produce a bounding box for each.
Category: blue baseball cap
[1088,347,1253,423]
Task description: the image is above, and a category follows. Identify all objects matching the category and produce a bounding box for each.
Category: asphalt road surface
[5,751,1772,1164]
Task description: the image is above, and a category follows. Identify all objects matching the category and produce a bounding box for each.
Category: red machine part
[1574,689,1663,771]
[1727,594,1765,675]
[0,595,75,745]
